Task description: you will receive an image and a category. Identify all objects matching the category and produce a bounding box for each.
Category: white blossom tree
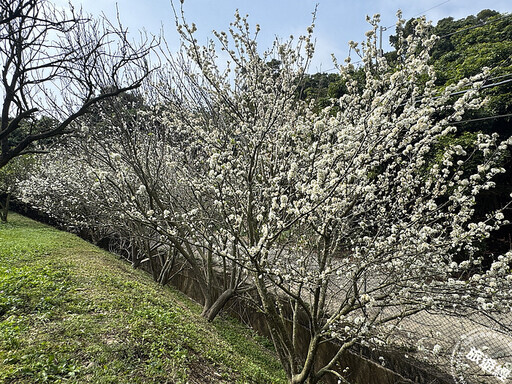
[19,5,512,383]
[156,5,319,323]
[21,89,253,320]
[170,9,512,383]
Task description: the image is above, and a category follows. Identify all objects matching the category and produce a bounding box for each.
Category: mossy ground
[0,213,286,383]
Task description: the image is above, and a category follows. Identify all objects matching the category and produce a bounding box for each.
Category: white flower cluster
[16,12,512,384]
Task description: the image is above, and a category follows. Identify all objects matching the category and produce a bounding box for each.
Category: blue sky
[55,0,511,73]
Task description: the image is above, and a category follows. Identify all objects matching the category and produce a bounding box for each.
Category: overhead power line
[411,0,451,19]
[384,0,451,29]
[485,73,512,83]
[438,13,512,39]
[379,1,453,56]
[398,75,512,107]
[444,77,512,98]
[381,9,511,47]
[452,113,512,125]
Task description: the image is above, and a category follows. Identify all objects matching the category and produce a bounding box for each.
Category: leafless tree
[0,0,156,169]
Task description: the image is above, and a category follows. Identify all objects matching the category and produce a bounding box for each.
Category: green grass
[0,213,286,383]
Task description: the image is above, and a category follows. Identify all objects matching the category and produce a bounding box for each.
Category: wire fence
[370,308,512,383]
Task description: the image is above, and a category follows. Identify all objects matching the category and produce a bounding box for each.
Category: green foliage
[0,213,286,383]
[391,11,512,134]
[429,11,512,222]
[0,156,35,196]
[389,11,512,100]
[4,116,58,153]
[0,155,36,221]
[432,131,481,164]
[298,72,347,113]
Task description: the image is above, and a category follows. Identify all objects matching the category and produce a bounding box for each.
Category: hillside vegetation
[0,213,286,383]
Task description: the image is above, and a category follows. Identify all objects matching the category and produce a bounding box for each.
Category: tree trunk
[157,251,175,286]
[0,192,10,222]
[201,294,213,318]
[203,288,235,322]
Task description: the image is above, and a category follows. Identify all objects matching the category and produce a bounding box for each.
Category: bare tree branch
[0,0,157,169]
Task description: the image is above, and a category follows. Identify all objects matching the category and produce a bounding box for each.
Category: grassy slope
[0,213,286,383]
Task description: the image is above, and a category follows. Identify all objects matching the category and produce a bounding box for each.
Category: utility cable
[445,77,512,98]
[452,113,512,125]
[384,0,451,29]
[438,13,511,39]
[381,10,511,46]
[398,76,512,107]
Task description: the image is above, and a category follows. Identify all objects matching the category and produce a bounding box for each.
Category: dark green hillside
[0,213,286,383]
